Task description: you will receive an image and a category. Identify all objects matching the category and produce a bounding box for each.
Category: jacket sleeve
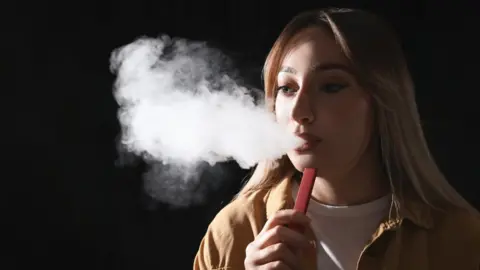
[193,199,258,270]
[193,233,214,270]
[194,218,238,270]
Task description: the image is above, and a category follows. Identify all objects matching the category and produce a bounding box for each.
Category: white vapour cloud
[109,35,301,206]
[110,35,301,169]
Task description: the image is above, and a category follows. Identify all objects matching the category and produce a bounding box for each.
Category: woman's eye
[277,85,296,96]
[321,83,347,94]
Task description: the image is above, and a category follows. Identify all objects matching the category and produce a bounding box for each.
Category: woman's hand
[244,209,312,270]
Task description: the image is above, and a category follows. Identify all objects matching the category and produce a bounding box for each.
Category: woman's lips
[294,140,320,153]
[294,133,322,153]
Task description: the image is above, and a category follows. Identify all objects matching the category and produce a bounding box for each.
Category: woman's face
[275,27,373,178]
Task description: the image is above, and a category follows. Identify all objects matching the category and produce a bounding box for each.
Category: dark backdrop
[7,0,479,269]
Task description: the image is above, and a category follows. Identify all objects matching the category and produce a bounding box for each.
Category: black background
[7,0,479,269]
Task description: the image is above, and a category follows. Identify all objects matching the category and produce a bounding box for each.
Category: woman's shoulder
[433,207,480,237]
[430,207,480,264]
[208,188,270,236]
[206,177,293,237]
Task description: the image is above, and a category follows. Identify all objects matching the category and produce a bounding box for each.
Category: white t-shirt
[292,183,391,270]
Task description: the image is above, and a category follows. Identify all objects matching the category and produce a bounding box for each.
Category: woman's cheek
[275,98,292,127]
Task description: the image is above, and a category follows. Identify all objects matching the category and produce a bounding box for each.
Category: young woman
[194,8,480,270]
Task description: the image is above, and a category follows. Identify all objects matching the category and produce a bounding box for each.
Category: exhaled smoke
[110,35,301,206]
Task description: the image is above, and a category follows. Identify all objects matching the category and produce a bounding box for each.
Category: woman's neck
[310,149,389,206]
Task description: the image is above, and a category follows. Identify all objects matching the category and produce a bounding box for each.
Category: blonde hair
[238,8,478,215]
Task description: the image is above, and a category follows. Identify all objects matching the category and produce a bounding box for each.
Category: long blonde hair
[238,8,478,215]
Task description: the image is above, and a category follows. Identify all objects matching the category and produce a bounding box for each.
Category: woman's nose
[290,89,314,125]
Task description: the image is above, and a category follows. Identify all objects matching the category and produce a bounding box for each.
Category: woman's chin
[289,154,320,171]
[288,153,334,176]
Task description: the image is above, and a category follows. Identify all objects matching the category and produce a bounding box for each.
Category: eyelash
[276,85,296,96]
[276,83,347,96]
[322,83,347,93]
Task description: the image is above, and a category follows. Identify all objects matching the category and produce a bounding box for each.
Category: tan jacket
[194,177,480,269]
